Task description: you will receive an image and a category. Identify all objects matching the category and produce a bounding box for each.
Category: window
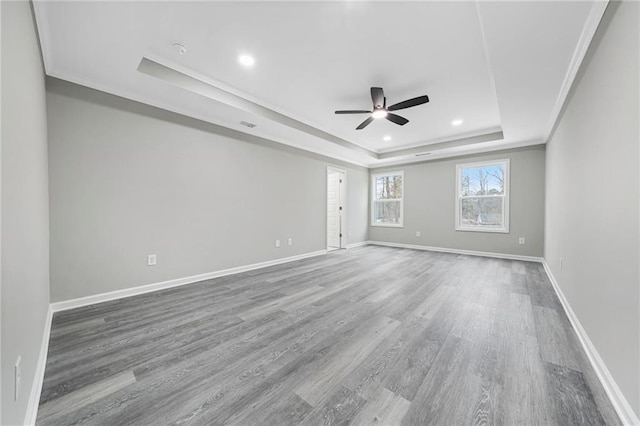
[455,159,509,233]
[372,171,404,227]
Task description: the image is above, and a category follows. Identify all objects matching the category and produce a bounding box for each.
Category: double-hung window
[455,159,509,233]
[371,171,404,227]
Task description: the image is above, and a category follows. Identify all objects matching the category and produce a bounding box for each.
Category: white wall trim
[541,261,639,426]
[542,0,609,142]
[26,245,637,426]
[367,240,543,262]
[51,250,327,313]
[326,165,348,250]
[25,250,327,423]
[24,305,53,426]
[346,241,369,249]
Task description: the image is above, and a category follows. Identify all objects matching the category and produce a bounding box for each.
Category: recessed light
[451,119,463,126]
[238,54,255,67]
[383,135,392,142]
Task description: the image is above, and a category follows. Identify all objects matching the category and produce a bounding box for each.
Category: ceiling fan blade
[386,113,409,126]
[335,110,371,114]
[388,95,430,111]
[356,116,375,130]
[371,87,384,108]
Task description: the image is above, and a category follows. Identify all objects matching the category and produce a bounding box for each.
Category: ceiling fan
[335,87,429,130]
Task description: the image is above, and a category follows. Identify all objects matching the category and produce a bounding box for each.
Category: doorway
[327,167,346,251]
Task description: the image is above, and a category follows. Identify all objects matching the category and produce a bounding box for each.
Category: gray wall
[47,78,369,302]
[369,146,545,257]
[544,1,639,416]
[1,1,51,424]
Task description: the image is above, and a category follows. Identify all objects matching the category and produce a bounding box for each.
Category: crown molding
[543,0,609,142]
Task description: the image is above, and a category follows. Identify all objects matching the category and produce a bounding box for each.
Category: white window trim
[371,170,404,228]
[455,159,510,233]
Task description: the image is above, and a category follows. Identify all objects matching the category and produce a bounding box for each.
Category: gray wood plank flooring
[37,246,620,425]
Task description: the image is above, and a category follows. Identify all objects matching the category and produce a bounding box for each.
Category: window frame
[455,159,510,233]
[371,170,404,228]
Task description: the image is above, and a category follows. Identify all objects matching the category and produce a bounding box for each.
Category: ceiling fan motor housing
[335,87,429,130]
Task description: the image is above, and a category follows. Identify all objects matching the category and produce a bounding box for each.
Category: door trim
[326,165,347,250]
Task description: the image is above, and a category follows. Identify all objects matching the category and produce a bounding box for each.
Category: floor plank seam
[36,247,621,426]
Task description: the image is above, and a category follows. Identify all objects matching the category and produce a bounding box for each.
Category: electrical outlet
[275,240,280,248]
[416,231,421,237]
[147,254,157,266]
[348,231,352,237]
[15,356,21,401]
[287,238,293,246]
[518,237,525,245]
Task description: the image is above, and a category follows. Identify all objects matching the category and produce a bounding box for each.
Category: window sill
[371,223,404,228]
[456,226,509,234]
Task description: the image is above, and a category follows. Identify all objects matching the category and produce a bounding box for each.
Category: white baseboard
[24,305,53,426]
[28,250,326,424]
[346,241,369,249]
[29,246,636,425]
[367,240,543,262]
[51,250,327,313]
[542,261,639,425]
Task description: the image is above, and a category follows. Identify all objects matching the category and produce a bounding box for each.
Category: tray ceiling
[33,1,607,167]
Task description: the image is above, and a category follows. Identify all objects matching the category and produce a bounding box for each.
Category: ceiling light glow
[238,54,255,67]
[451,119,463,126]
[372,109,387,119]
[383,135,392,141]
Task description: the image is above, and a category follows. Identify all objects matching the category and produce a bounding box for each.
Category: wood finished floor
[37,246,620,425]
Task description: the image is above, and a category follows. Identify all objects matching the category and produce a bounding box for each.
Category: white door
[327,171,343,249]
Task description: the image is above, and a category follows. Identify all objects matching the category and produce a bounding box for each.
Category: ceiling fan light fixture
[372,109,387,119]
[335,87,428,130]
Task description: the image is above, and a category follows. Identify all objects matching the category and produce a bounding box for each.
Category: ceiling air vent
[240,121,257,128]
[415,152,432,157]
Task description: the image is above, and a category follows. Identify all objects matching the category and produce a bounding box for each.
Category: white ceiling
[33,1,608,168]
